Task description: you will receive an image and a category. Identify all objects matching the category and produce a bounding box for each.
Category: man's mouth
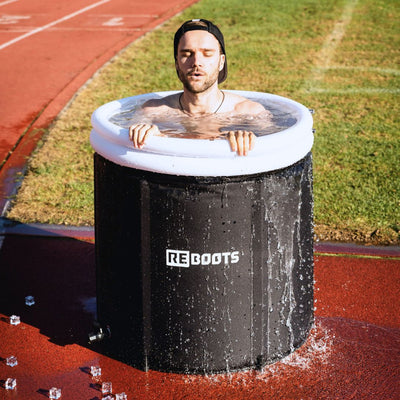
[188,70,205,78]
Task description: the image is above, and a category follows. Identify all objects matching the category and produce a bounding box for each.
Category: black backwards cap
[174,19,227,83]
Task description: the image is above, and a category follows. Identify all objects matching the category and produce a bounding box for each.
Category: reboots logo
[166,249,240,268]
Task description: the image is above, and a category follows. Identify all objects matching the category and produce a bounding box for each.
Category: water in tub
[109,95,298,140]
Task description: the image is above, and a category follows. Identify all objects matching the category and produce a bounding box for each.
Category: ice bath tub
[90,91,314,374]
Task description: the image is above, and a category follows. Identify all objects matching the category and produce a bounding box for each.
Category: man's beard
[177,66,219,94]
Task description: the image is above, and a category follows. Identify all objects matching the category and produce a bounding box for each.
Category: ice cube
[6,356,18,367]
[116,393,128,400]
[102,382,112,394]
[10,315,20,325]
[49,387,62,399]
[90,365,101,377]
[25,295,35,306]
[102,396,114,400]
[5,378,16,390]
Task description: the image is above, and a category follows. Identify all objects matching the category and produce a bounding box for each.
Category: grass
[6,0,400,244]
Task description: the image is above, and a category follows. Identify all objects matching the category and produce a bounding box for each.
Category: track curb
[1,217,399,257]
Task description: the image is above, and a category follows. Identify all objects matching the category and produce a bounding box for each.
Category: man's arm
[225,99,265,155]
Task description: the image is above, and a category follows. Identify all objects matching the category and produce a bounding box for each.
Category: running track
[0,2,399,397]
[0,0,199,214]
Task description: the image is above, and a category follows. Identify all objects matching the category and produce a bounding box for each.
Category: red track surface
[0,0,199,214]
[0,235,399,399]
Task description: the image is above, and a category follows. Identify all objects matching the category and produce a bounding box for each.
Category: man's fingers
[137,125,149,148]
[129,124,143,148]
[249,132,255,151]
[227,131,255,156]
[129,124,158,148]
[243,131,250,156]
[129,124,136,142]
[228,131,237,153]
[236,131,244,156]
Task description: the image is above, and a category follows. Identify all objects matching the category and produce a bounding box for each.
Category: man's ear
[219,54,226,72]
[175,60,181,80]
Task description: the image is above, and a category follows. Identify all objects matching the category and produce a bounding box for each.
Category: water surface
[110,96,299,140]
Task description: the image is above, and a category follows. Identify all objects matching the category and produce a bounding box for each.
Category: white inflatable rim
[90,90,313,177]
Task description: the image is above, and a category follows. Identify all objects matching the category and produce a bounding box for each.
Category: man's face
[176,30,225,93]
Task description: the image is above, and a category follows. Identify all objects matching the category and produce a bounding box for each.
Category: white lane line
[93,13,158,17]
[0,15,30,24]
[103,17,124,26]
[323,66,400,76]
[0,0,111,51]
[0,0,19,7]
[0,26,143,32]
[307,87,400,95]
[313,0,359,73]
[304,0,359,91]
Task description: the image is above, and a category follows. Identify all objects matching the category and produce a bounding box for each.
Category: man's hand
[129,123,160,149]
[228,131,255,156]
[130,124,255,156]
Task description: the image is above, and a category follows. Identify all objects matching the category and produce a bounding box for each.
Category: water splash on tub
[181,319,333,386]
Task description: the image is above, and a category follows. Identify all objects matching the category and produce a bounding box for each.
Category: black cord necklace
[179,91,225,114]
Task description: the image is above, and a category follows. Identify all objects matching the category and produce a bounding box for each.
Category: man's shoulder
[235,99,266,115]
[225,92,265,115]
[142,93,180,110]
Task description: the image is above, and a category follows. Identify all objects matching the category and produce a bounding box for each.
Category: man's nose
[191,51,203,67]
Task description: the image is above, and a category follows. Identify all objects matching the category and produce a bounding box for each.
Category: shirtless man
[129,19,266,156]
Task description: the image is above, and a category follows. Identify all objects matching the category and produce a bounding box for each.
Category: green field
[6,0,399,244]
